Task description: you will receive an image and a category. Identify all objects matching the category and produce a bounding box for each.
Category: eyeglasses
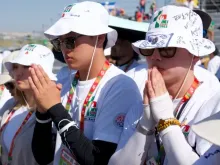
[51,35,83,52]
[4,82,14,90]
[139,47,177,58]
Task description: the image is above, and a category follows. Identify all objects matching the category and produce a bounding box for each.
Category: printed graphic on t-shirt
[85,96,97,121]
[114,113,125,129]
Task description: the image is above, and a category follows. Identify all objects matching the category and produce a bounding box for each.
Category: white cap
[2,50,11,58]
[44,1,118,49]
[5,44,57,81]
[192,111,220,146]
[132,5,215,57]
[0,51,19,85]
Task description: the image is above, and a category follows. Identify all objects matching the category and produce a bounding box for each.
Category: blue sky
[0,0,164,32]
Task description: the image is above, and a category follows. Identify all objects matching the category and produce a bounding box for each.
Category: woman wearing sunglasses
[0,44,56,165]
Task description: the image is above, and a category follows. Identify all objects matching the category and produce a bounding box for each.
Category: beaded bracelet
[157,118,181,132]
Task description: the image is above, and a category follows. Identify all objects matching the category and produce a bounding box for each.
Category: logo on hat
[153,10,168,28]
[62,4,73,17]
[25,44,37,54]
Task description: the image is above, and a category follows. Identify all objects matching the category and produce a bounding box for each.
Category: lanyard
[174,77,199,118]
[65,60,110,132]
[0,85,5,98]
[155,77,200,165]
[0,109,33,162]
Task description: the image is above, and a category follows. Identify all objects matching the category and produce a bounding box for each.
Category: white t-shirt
[119,60,148,98]
[53,64,143,164]
[3,106,34,151]
[207,56,220,80]
[142,67,220,164]
[126,61,148,98]
[56,66,76,82]
[194,65,220,86]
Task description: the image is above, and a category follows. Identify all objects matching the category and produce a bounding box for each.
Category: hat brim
[132,31,215,57]
[193,10,212,30]
[0,74,13,85]
[6,60,57,82]
[192,111,220,146]
[44,18,118,49]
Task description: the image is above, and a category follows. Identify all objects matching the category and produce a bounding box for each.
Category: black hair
[103,36,108,49]
[214,46,219,56]
[52,47,66,63]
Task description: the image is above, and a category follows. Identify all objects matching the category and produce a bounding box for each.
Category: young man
[109,5,220,165]
[29,2,143,165]
[109,17,149,95]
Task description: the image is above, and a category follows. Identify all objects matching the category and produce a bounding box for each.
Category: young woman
[0,44,56,165]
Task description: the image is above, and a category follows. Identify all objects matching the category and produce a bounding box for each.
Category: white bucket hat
[44,1,118,49]
[192,111,220,146]
[132,5,215,57]
[5,44,57,81]
[0,51,19,85]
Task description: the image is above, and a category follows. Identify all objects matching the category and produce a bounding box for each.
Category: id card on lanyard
[0,109,33,164]
[58,61,110,165]
[149,77,200,165]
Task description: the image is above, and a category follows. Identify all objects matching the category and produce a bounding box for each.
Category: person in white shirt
[109,5,220,165]
[109,18,149,95]
[0,44,57,165]
[0,51,20,110]
[207,46,220,80]
[28,2,143,165]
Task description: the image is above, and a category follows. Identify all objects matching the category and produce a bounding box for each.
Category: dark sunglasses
[51,35,83,52]
[139,47,177,58]
[4,82,14,90]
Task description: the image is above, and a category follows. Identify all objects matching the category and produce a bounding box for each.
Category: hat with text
[193,9,212,31]
[44,1,117,49]
[132,5,215,57]
[192,111,220,146]
[5,44,57,81]
[0,51,19,85]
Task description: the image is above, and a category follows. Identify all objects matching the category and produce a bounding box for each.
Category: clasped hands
[28,64,62,113]
[139,67,174,132]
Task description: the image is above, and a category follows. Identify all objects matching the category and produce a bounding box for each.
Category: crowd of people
[0,1,220,165]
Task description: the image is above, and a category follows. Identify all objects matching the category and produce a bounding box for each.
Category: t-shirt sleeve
[93,76,143,144]
[116,102,143,150]
[207,57,220,75]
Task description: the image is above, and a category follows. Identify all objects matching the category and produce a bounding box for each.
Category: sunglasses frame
[51,35,83,52]
[139,47,177,58]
